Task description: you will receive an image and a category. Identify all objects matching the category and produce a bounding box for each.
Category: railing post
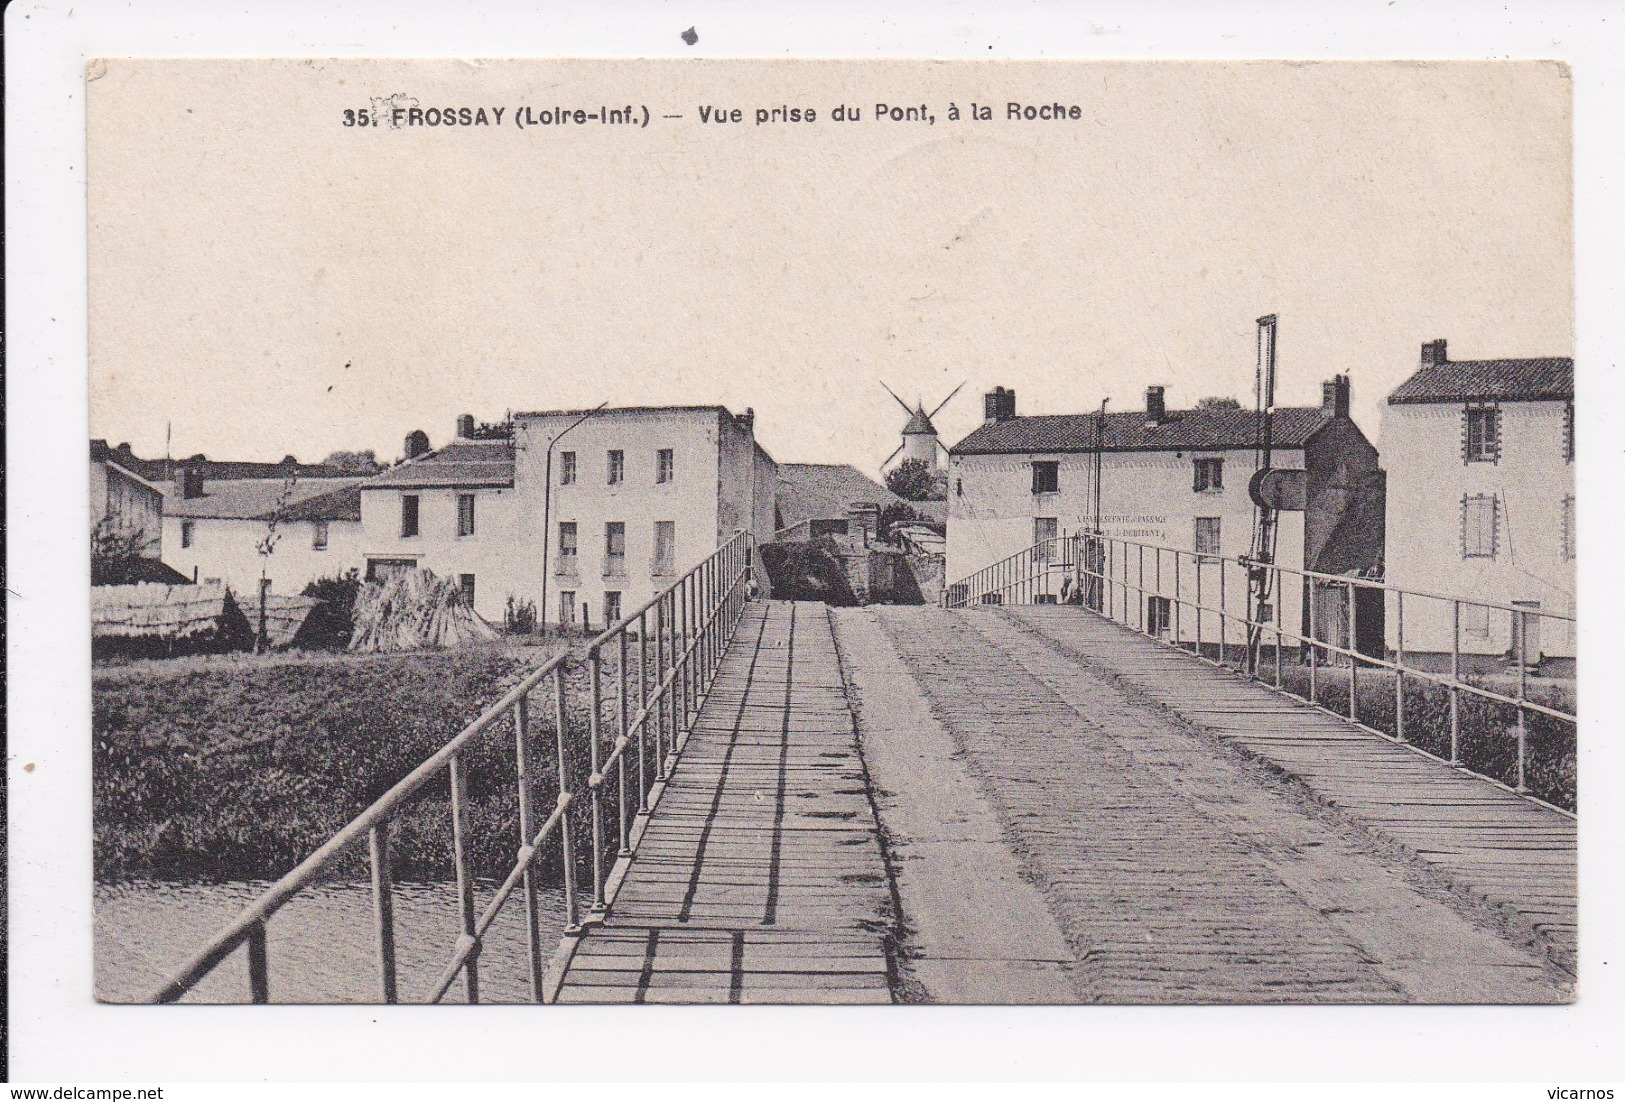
[247,920,270,1005]
[1195,558,1204,661]
[511,696,544,1001]
[617,631,631,857]
[1308,579,1318,706]
[588,646,607,913]
[1273,565,1284,688]
[656,596,669,779]
[1395,592,1407,744]
[1138,544,1146,632]
[554,663,580,932]
[638,609,651,812]
[1347,581,1358,723]
[1219,558,1228,665]
[448,752,480,1003]
[368,819,399,1004]
[1516,608,1529,793]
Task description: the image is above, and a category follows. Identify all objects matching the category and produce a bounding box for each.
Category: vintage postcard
[86,58,1575,1006]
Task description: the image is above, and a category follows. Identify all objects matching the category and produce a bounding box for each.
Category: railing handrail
[946,532,1576,624]
[151,530,757,1004]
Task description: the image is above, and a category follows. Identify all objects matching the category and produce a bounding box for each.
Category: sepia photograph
[80,56,1578,1011]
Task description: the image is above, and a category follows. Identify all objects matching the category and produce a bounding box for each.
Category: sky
[87,59,1572,477]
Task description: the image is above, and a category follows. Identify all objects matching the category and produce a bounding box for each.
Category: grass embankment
[94,643,638,882]
[1270,664,1575,811]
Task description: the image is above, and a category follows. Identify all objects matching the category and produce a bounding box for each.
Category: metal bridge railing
[945,532,1576,816]
[151,531,757,1004]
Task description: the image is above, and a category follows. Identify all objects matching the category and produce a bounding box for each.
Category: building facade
[1381,340,1575,666]
[947,380,1385,651]
[513,406,777,630]
[89,440,165,558]
[162,474,364,597]
[358,407,778,630]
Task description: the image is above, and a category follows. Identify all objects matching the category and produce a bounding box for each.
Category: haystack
[91,581,253,656]
[348,568,499,653]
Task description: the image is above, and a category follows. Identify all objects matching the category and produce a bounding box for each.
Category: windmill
[879,381,965,474]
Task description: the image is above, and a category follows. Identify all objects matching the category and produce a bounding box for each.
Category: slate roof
[93,441,357,483]
[1387,358,1573,405]
[950,406,1332,456]
[362,439,515,489]
[163,478,366,521]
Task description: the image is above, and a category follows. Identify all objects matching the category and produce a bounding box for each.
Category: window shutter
[1490,405,1502,464]
[1461,408,1470,465]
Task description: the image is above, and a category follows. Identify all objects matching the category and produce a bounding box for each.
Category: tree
[885,458,946,502]
[1195,396,1242,411]
[321,449,382,474]
[877,501,926,542]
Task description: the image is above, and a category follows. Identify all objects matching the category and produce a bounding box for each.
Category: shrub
[1274,663,1575,811]
[92,642,630,885]
[300,569,362,649]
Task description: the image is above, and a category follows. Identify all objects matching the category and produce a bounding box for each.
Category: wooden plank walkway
[1005,605,1578,972]
[551,600,895,1004]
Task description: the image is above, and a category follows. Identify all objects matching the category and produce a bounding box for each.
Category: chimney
[177,462,206,500]
[983,387,1016,425]
[735,407,755,435]
[1145,385,1166,426]
[404,429,431,460]
[456,413,475,439]
[1322,375,1351,418]
[1421,339,1448,366]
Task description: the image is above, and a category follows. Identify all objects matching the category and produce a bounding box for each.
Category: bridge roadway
[549,600,895,1004]
[551,599,1575,1004]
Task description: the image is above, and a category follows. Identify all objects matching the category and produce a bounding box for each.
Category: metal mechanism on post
[149,531,756,1005]
[1245,313,1281,676]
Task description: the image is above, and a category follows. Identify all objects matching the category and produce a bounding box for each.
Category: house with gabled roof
[947,377,1385,651]
[161,465,365,597]
[1381,340,1575,668]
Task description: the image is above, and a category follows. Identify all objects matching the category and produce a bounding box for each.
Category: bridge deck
[551,600,894,1004]
[1006,605,1577,972]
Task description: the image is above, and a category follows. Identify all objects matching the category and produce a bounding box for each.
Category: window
[366,557,418,582]
[656,448,675,484]
[459,574,476,605]
[401,494,420,537]
[1193,457,1224,492]
[1461,494,1498,559]
[559,591,577,626]
[1563,495,1576,561]
[653,520,677,574]
[1033,517,1058,563]
[559,451,577,485]
[456,494,475,537]
[1031,461,1059,494]
[1194,517,1222,560]
[604,521,627,576]
[1463,405,1500,464]
[181,520,195,548]
[1462,604,1491,639]
[607,449,624,485]
[557,521,578,573]
[312,520,329,550]
[603,591,623,626]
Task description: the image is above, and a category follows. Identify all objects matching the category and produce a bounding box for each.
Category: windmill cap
[903,406,937,434]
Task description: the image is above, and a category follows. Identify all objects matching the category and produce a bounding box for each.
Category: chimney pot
[1145,385,1166,425]
[1323,375,1351,417]
[1421,339,1448,366]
